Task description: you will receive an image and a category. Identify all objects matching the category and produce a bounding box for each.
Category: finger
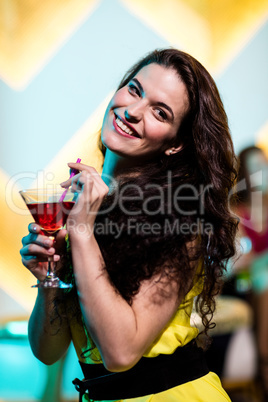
[54,229,68,252]
[22,254,60,266]
[81,174,108,210]
[21,256,41,269]
[69,177,91,206]
[67,162,91,171]
[72,176,84,193]
[68,164,104,185]
[86,169,109,192]
[20,243,55,259]
[26,223,56,247]
[23,255,37,261]
[68,173,91,197]
[69,167,80,176]
[93,177,109,195]
[21,258,49,280]
[68,171,108,216]
[22,232,54,248]
[78,169,108,195]
[84,173,109,199]
[62,170,93,191]
[28,222,41,233]
[61,172,81,188]
[55,228,67,241]
[77,172,108,203]
[63,165,104,191]
[22,232,35,247]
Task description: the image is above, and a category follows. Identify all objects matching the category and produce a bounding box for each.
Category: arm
[28,288,72,365]
[70,234,181,372]
[65,164,184,372]
[20,225,72,365]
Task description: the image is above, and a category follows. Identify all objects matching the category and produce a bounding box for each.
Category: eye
[128,83,140,96]
[154,108,168,121]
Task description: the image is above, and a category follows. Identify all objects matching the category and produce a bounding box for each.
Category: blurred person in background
[232,145,268,399]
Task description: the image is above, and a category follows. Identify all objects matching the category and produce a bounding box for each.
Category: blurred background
[0,0,268,401]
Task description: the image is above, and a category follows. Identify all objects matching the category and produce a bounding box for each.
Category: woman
[232,145,268,398]
[20,49,238,401]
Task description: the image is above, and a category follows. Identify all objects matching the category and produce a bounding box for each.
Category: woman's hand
[61,163,109,238]
[23,224,72,365]
[20,223,67,281]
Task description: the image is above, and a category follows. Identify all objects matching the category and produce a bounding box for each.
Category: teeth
[116,117,135,136]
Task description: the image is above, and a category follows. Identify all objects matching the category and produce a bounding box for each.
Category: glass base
[32,276,72,289]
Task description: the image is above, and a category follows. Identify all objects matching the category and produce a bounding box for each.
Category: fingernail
[45,239,51,246]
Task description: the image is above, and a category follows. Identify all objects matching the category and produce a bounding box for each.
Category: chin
[102,131,127,154]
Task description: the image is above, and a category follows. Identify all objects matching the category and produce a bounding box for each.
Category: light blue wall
[217,20,268,153]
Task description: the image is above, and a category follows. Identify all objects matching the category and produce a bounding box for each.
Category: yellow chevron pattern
[121,0,268,74]
[0,0,100,89]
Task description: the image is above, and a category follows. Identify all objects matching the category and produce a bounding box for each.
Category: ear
[164,144,183,156]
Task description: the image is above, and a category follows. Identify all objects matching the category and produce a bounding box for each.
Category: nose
[124,101,144,123]
[124,109,138,123]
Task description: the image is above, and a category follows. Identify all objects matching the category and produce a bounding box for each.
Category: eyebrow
[132,78,175,120]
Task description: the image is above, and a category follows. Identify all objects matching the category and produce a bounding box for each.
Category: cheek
[103,91,124,117]
[111,88,130,107]
[144,121,177,145]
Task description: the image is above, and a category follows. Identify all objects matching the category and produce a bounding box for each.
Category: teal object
[250,252,268,294]
[0,320,82,401]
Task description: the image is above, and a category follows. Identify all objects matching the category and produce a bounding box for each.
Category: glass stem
[47,236,56,279]
[47,256,55,279]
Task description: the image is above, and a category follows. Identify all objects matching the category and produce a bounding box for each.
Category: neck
[101,149,149,187]
[101,150,121,187]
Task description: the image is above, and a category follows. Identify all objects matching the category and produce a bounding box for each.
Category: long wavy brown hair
[62,49,238,346]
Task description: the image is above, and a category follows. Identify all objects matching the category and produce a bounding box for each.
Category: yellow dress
[67,274,231,402]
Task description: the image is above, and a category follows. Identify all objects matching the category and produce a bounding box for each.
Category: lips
[113,114,141,139]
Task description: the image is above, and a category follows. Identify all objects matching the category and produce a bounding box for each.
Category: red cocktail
[20,187,75,288]
[27,201,74,234]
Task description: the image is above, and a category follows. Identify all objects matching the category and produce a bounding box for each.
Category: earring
[169,149,173,155]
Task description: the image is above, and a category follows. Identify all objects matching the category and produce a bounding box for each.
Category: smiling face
[101,63,189,162]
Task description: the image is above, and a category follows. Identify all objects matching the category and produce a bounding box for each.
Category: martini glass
[20,187,75,288]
